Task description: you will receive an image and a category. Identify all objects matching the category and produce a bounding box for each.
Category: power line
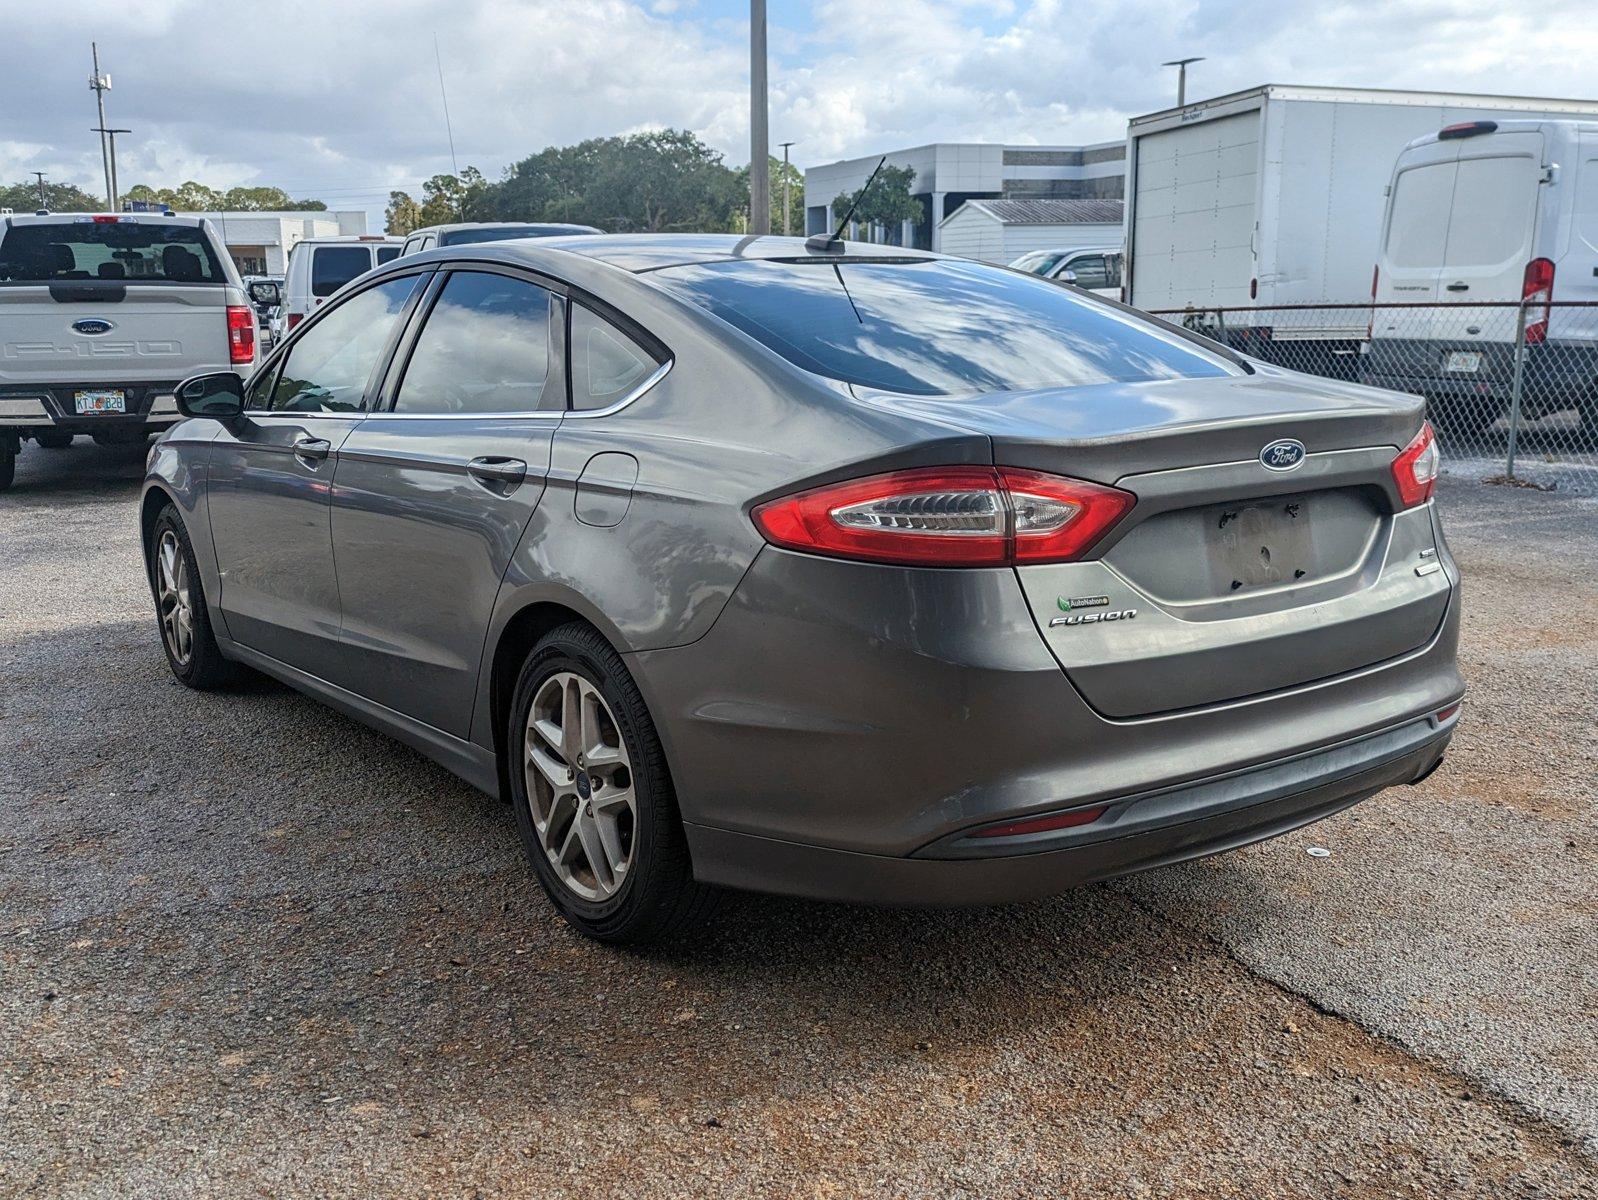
[434,33,460,188]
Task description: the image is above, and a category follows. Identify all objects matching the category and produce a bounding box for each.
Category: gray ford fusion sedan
[141,234,1463,942]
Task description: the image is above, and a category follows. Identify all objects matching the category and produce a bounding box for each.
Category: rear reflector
[970,805,1109,839]
[1434,702,1461,724]
[286,311,304,331]
[1391,420,1439,507]
[751,467,1134,567]
[226,305,255,365]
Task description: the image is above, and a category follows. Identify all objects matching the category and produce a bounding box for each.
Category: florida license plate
[1443,351,1481,374]
[74,389,127,414]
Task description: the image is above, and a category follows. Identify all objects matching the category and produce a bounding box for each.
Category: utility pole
[89,43,113,210]
[778,140,796,236]
[31,172,48,209]
[1162,57,1204,108]
[749,0,770,235]
[92,127,130,211]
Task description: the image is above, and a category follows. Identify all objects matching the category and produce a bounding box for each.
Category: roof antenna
[806,156,886,254]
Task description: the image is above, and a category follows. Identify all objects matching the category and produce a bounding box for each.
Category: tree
[122,181,327,212]
[491,129,743,232]
[831,165,921,242]
[0,179,102,213]
[385,190,423,236]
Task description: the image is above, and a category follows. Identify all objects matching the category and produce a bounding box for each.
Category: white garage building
[181,209,369,276]
[936,198,1124,265]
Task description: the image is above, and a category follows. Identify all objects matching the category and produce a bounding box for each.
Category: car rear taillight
[751,467,1134,567]
[1522,257,1554,345]
[1391,421,1440,507]
[226,305,255,365]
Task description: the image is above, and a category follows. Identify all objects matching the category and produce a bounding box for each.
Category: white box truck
[1123,85,1598,377]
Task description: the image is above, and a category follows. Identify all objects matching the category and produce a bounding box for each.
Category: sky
[3,0,1597,224]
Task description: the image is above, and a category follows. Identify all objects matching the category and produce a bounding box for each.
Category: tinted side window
[570,303,663,411]
[394,271,560,414]
[266,275,419,412]
[1066,255,1109,289]
[311,246,374,297]
[376,246,402,264]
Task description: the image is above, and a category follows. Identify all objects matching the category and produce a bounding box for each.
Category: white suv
[0,212,259,488]
[275,235,403,339]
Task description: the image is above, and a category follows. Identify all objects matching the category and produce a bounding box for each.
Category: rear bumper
[0,383,182,433]
[685,715,1453,905]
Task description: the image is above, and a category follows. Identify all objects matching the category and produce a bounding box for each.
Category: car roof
[3,212,203,227]
[414,221,600,236]
[451,233,942,274]
[294,235,403,246]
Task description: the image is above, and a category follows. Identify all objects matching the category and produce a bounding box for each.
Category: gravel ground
[1,442,1595,1198]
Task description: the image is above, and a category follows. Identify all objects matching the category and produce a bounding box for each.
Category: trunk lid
[864,373,1451,717]
[0,282,236,387]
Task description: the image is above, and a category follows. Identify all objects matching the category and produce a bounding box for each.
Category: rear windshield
[0,220,225,284]
[439,226,585,246]
[311,246,375,297]
[650,258,1234,396]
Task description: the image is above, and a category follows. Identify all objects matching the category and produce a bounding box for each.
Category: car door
[206,271,428,670]
[326,266,565,736]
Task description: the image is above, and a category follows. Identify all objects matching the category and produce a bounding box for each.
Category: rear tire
[34,431,73,450]
[150,506,236,690]
[507,622,718,944]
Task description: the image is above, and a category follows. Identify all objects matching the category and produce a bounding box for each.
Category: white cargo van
[1363,119,1598,436]
[277,235,402,336]
[0,212,258,488]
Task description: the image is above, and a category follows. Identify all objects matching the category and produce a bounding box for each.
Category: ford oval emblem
[1260,438,1306,472]
[72,318,115,335]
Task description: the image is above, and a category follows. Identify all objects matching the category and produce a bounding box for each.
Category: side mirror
[247,280,281,307]
[1059,269,1079,286]
[175,372,245,419]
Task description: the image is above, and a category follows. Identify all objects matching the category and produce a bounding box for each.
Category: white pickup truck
[0,212,260,490]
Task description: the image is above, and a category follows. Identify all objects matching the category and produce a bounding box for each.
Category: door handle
[292,436,331,463]
[1445,282,1469,292]
[467,456,528,493]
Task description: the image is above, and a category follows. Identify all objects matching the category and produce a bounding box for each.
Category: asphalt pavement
[1,440,1594,1198]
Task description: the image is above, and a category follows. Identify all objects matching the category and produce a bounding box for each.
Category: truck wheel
[507,622,719,944]
[149,506,236,690]
[34,431,74,450]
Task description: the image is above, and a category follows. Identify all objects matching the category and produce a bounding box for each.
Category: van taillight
[286,312,304,331]
[226,305,255,365]
[1522,258,1554,345]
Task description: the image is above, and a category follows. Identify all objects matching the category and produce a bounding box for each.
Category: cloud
[2,0,1594,222]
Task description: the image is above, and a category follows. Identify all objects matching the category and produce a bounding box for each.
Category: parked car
[1010,246,1124,298]
[276,235,403,338]
[242,273,284,347]
[398,221,602,257]
[1362,118,1598,437]
[142,234,1462,943]
[0,211,257,487]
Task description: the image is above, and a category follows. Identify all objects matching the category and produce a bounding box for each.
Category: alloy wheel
[156,530,195,667]
[524,671,637,902]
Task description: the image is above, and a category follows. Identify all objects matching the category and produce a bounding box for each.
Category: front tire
[507,622,716,944]
[150,506,235,690]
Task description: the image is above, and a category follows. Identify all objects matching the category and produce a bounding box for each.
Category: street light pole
[749,0,770,235]
[1161,57,1204,108]
[89,43,113,210]
[31,172,48,209]
[93,128,131,211]
[778,140,796,236]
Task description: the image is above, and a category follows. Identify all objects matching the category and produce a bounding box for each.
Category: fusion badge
[1050,608,1137,628]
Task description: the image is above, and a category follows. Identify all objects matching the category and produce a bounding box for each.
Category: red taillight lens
[286,311,304,331]
[1522,257,1554,345]
[751,466,1134,567]
[970,805,1109,839]
[226,305,255,365]
[1391,420,1440,507]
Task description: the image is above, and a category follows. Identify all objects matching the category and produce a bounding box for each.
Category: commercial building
[937,198,1124,265]
[803,141,1125,252]
[180,209,369,276]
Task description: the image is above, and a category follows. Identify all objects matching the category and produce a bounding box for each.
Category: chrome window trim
[348,356,674,421]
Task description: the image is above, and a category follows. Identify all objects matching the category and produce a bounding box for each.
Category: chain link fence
[1146,301,1598,495]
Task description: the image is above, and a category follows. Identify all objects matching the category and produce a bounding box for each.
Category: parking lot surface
[2,443,1594,1198]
